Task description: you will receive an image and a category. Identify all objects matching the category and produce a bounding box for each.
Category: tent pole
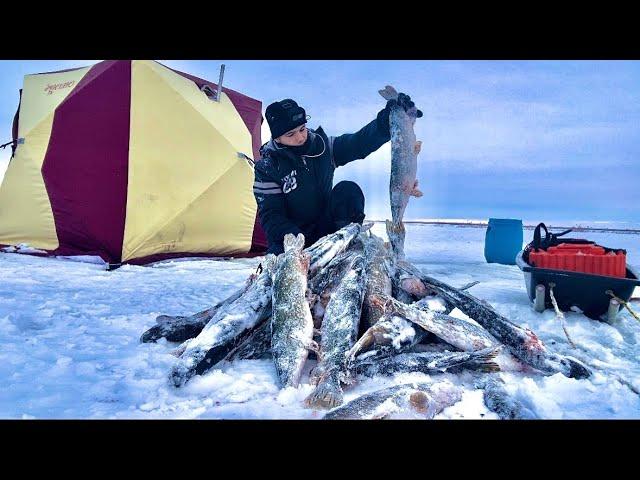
[216,64,225,102]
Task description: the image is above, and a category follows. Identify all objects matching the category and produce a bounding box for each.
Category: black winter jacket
[253,114,391,254]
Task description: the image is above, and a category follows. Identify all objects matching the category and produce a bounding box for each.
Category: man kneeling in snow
[254,94,418,255]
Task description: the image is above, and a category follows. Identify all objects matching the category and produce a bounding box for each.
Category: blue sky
[1,60,638,225]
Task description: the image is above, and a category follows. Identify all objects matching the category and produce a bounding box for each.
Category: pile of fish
[141,223,591,419]
[140,85,592,419]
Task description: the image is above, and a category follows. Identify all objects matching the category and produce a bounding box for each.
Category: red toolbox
[528,243,627,278]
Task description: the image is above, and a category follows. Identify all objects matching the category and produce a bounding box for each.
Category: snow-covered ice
[1,223,639,419]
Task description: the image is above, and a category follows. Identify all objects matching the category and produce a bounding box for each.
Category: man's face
[276,124,308,147]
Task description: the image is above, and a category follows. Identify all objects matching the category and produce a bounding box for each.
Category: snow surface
[1,223,639,419]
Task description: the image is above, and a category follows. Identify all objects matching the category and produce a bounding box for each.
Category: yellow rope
[606,290,640,323]
[548,283,577,349]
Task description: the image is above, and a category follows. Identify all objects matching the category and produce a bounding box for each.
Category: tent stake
[216,64,225,102]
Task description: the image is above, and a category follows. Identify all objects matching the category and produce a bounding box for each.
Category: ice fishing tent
[0,60,267,266]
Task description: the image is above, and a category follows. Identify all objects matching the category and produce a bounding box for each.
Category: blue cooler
[484,218,523,265]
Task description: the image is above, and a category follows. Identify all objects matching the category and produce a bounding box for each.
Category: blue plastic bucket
[484,218,523,265]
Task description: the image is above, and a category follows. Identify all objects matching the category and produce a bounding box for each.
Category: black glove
[393,93,423,117]
[377,92,423,129]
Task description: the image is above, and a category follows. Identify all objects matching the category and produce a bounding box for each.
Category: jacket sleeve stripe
[253,187,283,194]
[253,181,281,188]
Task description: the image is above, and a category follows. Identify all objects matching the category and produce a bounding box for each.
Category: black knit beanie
[265,99,307,138]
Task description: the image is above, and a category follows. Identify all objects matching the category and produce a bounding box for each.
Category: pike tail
[378,85,399,101]
[466,346,502,373]
[304,374,344,410]
[283,233,305,253]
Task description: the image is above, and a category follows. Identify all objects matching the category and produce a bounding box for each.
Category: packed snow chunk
[437,389,496,420]
[276,384,315,406]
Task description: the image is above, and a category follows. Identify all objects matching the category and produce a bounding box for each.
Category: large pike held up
[379,85,423,260]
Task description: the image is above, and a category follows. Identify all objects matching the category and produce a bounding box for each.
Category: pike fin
[459,281,480,291]
[155,314,186,325]
[409,391,430,413]
[411,179,423,197]
[385,219,405,234]
[346,328,374,363]
[301,251,311,272]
